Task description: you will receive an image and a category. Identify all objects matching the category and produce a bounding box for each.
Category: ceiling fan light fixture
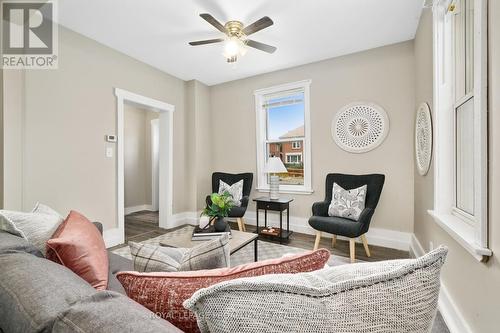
[190,13,276,63]
[223,37,247,61]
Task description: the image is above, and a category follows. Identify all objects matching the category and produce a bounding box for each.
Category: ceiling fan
[189,13,277,63]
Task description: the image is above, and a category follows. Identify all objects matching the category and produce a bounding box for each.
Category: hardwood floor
[121,211,409,261]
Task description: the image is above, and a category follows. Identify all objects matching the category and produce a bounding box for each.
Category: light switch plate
[106,147,113,158]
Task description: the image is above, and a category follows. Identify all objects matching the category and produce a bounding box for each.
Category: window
[254,80,312,193]
[286,153,302,164]
[453,0,475,220]
[430,0,490,260]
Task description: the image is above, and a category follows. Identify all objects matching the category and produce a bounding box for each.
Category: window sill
[428,210,492,261]
[256,187,314,195]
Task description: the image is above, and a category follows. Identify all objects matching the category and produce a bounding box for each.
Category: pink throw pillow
[46,210,109,290]
[117,249,330,332]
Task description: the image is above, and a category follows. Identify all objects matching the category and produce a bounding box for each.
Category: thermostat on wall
[106,135,117,143]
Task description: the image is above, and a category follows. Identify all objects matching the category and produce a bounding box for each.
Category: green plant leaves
[202,192,235,218]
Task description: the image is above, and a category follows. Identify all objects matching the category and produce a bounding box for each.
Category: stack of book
[191,224,232,241]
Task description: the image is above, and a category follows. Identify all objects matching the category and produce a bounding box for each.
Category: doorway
[108,88,174,247]
[123,105,160,236]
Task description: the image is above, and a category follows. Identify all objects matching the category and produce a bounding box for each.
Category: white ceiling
[57,0,423,86]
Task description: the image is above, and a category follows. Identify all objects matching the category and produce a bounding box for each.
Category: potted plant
[202,192,235,231]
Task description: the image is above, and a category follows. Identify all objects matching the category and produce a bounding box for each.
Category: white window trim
[286,152,302,163]
[292,141,301,149]
[429,0,491,261]
[254,79,313,194]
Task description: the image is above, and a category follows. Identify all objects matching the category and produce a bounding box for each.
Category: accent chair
[309,173,385,262]
[206,172,253,231]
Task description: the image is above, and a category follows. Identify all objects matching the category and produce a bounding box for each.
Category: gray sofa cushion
[0,250,179,333]
[108,251,134,294]
[185,246,448,333]
[90,222,134,295]
[0,251,97,333]
[0,230,43,257]
[52,291,182,332]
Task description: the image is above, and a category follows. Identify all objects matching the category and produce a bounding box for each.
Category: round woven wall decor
[415,102,433,176]
[332,102,389,153]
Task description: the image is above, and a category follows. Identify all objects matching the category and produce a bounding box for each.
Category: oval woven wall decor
[415,102,433,176]
[332,102,390,153]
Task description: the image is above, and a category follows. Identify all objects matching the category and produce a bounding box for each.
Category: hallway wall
[124,104,158,209]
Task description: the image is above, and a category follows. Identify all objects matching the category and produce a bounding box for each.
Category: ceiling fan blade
[189,38,224,46]
[199,13,226,33]
[246,39,277,54]
[242,16,273,36]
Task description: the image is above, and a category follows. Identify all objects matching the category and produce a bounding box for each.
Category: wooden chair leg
[349,238,356,263]
[236,218,243,231]
[360,234,371,257]
[240,217,247,232]
[331,234,337,248]
[313,231,322,250]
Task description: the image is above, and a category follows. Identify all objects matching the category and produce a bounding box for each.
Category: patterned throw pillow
[328,183,367,221]
[117,249,330,333]
[129,242,184,272]
[218,180,243,206]
[129,234,230,273]
[0,203,64,256]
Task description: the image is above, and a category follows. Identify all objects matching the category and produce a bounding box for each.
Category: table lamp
[264,157,288,200]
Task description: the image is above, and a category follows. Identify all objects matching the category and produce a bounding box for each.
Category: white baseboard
[124,204,154,215]
[170,211,199,228]
[438,283,473,333]
[410,234,473,333]
[155,210,411,251]
[409,234,426,258]
[241,211,411,251]
[103,227,124,248]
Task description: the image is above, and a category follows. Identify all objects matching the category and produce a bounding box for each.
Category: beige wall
[0,69,3,208]
[5,26,190,229]
[185,80,213,212]
[123,104,158,208]
[193,81,212,211]
[210,41,416,233]
[413,4,500,332]
[2,70,24,211]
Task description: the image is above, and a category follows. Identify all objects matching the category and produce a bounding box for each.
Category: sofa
[0,221,447,333]
[0,224,181,333]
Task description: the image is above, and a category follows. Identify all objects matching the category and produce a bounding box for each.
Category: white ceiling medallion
[415,102,433,176]
[332,102,389,153]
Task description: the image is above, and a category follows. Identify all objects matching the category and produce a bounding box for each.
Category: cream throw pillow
[0,203,64,256]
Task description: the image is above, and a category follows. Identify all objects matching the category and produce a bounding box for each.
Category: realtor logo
[1,0,58,69]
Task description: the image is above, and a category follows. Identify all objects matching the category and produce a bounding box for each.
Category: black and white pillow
[129,233,230,273]
[328,183,367,221]
[218,180,244,207]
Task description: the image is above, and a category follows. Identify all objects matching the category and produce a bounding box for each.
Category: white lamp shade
[263,157,288,173]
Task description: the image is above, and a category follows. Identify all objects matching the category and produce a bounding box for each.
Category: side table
[253,196,294,244]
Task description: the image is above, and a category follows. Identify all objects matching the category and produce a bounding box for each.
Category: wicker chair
[309,173,385,262]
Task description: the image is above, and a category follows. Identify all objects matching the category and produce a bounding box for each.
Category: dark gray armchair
[206,172,253,231]
[309,173,385,262]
